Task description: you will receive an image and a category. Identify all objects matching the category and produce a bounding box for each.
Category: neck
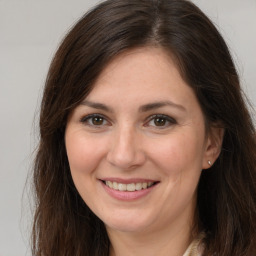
[107,218,196,256]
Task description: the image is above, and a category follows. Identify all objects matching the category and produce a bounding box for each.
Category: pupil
[92,117,103,125]
[154,118,166,126]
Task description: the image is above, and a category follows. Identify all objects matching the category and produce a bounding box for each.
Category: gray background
[0,0,255,255]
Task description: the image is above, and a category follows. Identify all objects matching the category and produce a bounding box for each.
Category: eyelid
[79,113,176,129]
[80,113,111,126]
[144,114,177,128]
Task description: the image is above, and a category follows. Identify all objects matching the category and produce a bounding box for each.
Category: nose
[106,126,146,170]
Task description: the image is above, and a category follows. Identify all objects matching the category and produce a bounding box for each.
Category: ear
[202,125,224,169]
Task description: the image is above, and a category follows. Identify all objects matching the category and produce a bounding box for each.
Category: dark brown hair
[32,0,256,255]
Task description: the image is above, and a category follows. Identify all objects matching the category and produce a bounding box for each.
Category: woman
[32,0,256,255]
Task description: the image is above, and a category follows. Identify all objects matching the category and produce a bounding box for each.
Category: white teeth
[106,181,113,188]
[104,181,155,191]
[127,183,135,191]
[148,182,153,187]
[113,182,118,190]
[135,183,142,190]
[118,183,126,191]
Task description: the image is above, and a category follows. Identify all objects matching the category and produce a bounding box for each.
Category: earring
[208,160,212,166]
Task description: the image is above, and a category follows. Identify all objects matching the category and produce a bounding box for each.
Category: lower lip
[101,182,157,201]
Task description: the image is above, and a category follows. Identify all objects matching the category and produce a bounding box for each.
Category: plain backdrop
[0,1,255,255]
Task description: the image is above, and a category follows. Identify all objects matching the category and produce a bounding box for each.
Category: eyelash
[80,113,177,129]
[80,114,110,127]
[145,114,177,128]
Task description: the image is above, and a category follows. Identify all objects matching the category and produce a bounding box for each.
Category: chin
[103,212,155,233]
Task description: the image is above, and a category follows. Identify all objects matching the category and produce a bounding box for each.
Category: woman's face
[65,47,214,234]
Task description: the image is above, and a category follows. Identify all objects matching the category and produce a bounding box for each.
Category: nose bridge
[107,124,145,169]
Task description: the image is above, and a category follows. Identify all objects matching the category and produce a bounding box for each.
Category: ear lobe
[202,126,224,169]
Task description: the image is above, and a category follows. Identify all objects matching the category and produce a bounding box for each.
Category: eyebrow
[139,101,186,112]
[80,100,186,112]
[80,100,114,112]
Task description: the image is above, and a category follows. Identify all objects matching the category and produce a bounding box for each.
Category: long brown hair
[32,0,256,255]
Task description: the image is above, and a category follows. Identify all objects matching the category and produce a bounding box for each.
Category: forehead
[94,47,178,85]
[85,47,198,110]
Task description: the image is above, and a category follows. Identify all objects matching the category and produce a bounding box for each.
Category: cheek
[65,132,104,178]
[65,132,106,204]
[148,130,205,175]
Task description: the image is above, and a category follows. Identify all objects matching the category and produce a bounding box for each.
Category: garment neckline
[182,233,204,256]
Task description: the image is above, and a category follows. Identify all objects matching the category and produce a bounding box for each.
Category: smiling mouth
[102,180,158,192]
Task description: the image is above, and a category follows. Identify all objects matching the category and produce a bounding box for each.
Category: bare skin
[65,47,223,256]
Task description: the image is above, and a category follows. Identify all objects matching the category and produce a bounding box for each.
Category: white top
[182,234,204,256]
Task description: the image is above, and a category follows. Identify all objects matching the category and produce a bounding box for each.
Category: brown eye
[81,114,108,127]
[92,116,104,125]
[146,114,177,129]
[154,117,167,126]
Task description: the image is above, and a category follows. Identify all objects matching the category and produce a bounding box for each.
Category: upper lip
[99,178,159,184]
